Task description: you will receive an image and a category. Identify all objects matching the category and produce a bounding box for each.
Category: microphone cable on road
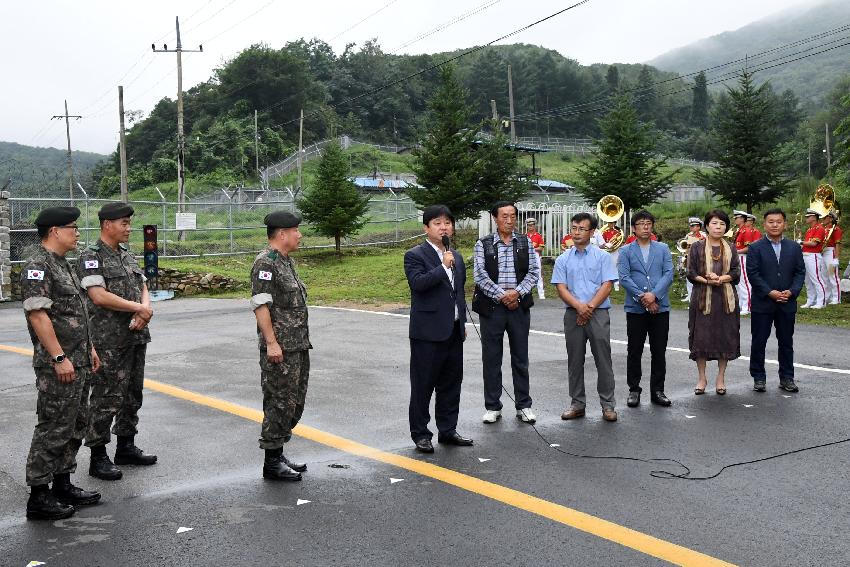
[465,306,850,481]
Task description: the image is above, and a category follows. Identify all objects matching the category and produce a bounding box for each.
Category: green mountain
[648,0,850,105]
[0,141,106,197]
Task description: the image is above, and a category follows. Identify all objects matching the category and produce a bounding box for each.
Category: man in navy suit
[746,208,806,393]
[404,205,472,453]
[617,210,674,407]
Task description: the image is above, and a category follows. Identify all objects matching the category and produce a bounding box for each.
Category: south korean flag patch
[258,270,273,281]
[27,269,45,281]
[84,259,99,269]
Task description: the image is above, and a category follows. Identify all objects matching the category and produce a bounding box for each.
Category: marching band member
[601,221,623,291]
[526,218,546,300]
[732,210,754,315]
[683,218,706,302]
[800,208,827,309]
[822,211,842,305]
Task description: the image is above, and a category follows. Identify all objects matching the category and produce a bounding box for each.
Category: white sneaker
[811,304,825,309]
[829,301,840,305]
[516,408,537,423]
[482,410,502,424]
[800,304,812,309]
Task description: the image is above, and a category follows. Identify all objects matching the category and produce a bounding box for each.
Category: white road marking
[176,527,193,534]
[783,395,792,398]
[743,404,754,408]
[478,457,491,463]
[549,443,560,447]
[685,415,697,419]
[311,305,850,376]
[389,478,403,484]
[296,499,311,505]
[26,562,46,567]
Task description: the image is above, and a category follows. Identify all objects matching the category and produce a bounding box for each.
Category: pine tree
[297,140,370,256]
[577,95,675,211]
[412,65,527,220]
[696,70,791,213]
[605,65,620,95]
[634,66,656,122]
[691,71,709,130]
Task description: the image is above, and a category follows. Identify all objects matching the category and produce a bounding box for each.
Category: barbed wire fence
[6,187,423,265]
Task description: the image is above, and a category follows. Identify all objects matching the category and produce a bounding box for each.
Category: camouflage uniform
[250,248,311,450]
[77,239,151,447]
[21,246,94,486]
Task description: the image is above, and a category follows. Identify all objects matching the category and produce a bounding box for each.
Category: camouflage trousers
[85,344,147,447]
[26,366,91,486]
[258,349,309,450]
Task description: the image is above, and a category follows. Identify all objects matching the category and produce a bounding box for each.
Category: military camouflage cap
[34,206,80,227]
[264,210,302,228]
[98,202,135,220]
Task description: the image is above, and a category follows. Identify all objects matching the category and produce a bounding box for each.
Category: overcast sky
[1,0,817,155]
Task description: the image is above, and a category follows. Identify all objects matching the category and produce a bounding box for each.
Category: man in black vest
[473,201,539,424]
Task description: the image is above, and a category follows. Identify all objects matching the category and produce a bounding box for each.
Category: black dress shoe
[626,391,640,407]
[414,438,434,453]
[282,455,307,473]
[52,474,101,506]
[437,432,473,446]
[651,392,672,406]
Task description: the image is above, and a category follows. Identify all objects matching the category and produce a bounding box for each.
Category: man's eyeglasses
[571,226,592,233]
[56,225,80,232]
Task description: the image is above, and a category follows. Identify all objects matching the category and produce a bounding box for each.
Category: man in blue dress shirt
[552,212,619,422]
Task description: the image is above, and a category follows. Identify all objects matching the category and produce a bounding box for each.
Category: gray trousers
[563,308,615,410]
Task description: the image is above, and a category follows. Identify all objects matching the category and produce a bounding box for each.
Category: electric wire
[328,0,400,43]
[388,0,503,54]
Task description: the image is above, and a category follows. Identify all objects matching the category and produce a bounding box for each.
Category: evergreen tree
[691,71,709,130]
[634,65,657,122]
[577,95,675,211]
[606,65,620,94]
[297,140,370,256]
[412,65,527,220]
[696,70,791,213]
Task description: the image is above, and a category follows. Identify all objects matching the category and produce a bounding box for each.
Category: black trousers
[409,321,463,441]
[626,311,669,393]
[481,305,532,411]
[749,310,796,382]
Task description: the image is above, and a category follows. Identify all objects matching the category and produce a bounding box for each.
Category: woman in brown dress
[687,209,741,395]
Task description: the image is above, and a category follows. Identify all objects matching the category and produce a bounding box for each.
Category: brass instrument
[596,195,625,252]
[676,234,701,254]
[724,227,736,239]
[794,212,802,241]
[809,183,835,219]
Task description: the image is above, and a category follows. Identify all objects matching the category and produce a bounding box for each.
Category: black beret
[34,206,80,228]
[98,202,135,221]
[264,210,302,228]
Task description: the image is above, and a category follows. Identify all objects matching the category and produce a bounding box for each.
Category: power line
[388,0,502,54]
[328,0,400,43]
[198,0,276,47]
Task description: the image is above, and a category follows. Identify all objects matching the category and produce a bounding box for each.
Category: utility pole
[254,109,260,178]
[152,16,202,240]
[297,109,304,193]
[118,86,129,202]
[490,99,499,122]
[507,65,516,143]
[51,100,81,204]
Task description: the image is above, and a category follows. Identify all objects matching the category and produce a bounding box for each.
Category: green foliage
[0,142,105,197]
[577,95,676,211]
[691,71,709,130]
[297,140,370,255]
[411,65,527,220]
[696,70,792,212]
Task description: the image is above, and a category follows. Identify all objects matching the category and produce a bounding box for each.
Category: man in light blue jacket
[617,210,674,408]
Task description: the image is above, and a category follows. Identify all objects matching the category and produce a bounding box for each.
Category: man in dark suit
[404,205,472,453]
[746,208,807,393]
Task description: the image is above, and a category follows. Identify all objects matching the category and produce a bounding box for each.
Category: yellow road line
[1,343,734,566]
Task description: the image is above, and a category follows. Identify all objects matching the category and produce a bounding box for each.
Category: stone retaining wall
[0,191,11,301]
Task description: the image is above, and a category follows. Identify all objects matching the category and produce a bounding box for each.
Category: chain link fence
[8,190,423,264]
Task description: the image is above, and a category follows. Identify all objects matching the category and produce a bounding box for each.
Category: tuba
[809,183,835,219]
[596,195,625,252]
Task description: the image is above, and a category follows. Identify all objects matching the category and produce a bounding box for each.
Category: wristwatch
[53,354,66,363]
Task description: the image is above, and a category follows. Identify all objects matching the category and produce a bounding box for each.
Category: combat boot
[52,473,101,506]
[263,448,302,481]
[26,484,75,521]
[282,454,307,473]
[114,435,158,466]
[89,445,123,480]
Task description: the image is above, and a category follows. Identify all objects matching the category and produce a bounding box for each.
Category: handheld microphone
[441,235,454,267]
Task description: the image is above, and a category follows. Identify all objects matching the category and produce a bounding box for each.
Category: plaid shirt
[473,232,539,300]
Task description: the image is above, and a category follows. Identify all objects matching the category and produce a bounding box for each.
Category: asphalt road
[1,297,849,567]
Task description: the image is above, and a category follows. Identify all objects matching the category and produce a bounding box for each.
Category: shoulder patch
[118,243,128,251]
[84,259,99,269]
[268,250,279,261]
[27,269,45,280]
[88,243,101,251]
[258,270,273,281]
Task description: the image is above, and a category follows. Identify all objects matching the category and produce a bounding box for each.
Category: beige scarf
[701,239,736,315]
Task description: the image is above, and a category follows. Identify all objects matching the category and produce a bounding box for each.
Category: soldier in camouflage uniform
[251,210,311,481]
[77,202,156,481]
[21,206,102,521]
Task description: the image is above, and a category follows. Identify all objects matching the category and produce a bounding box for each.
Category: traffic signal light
[143,225,158,279]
